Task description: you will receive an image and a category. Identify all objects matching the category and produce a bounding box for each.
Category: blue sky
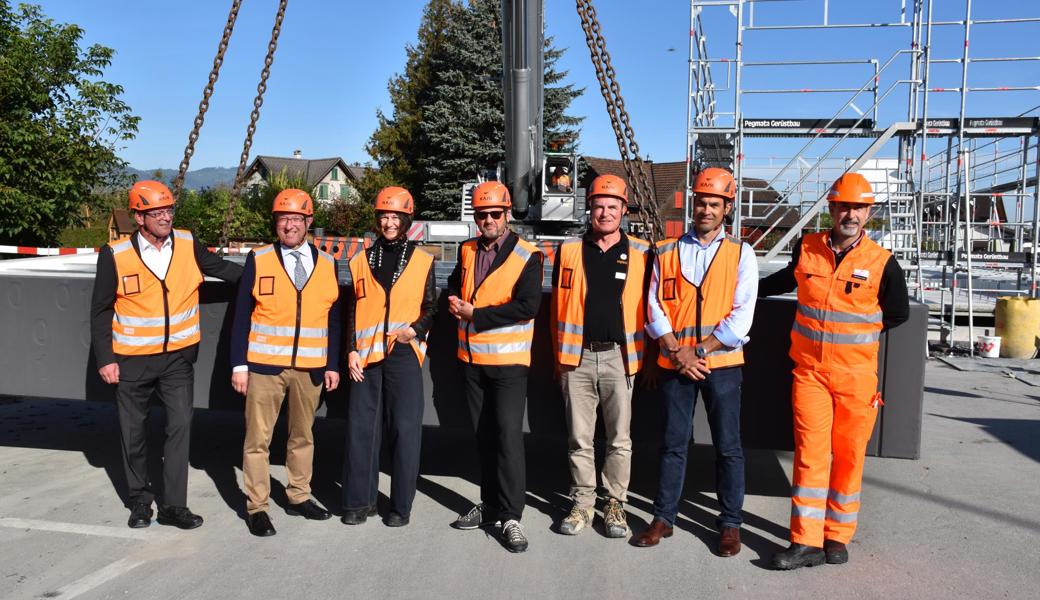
[34,1,1040,172]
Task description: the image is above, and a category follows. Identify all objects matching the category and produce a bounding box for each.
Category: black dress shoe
[127,502,152,529]
[824,539,849,564]
[157,505,204,530]
[341,509,369,525]
[384,512,410,527]
[247,512,276,537]
[771,543,826,570]
[286,499,331,521]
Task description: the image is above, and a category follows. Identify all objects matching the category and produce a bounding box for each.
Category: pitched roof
[245,156,356,189]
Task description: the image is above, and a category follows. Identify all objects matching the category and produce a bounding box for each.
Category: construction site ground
[0,360,1037,600]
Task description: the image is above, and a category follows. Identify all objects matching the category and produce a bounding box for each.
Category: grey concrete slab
[0,361,1038,600]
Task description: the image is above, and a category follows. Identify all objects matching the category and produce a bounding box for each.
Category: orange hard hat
[128,180,175,212]
[692,167,736,200]
[826,172,875,205]
[588,174,628,203]
[272,188,313,216]
[471,181,511,210]
[374,186,414,215]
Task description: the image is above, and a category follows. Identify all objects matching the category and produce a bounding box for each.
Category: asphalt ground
[1,360,1038,600]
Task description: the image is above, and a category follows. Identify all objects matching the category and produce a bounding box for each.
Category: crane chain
[172,0,243,201]
[218,0,288,253]
[575,0,663,243]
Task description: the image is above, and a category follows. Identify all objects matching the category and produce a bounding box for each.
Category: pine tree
[366,0,584,220]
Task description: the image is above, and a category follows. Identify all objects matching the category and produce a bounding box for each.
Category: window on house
[330,167,338,181]
[318,183,329,200]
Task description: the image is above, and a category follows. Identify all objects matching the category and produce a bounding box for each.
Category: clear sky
[33,0,1040,174]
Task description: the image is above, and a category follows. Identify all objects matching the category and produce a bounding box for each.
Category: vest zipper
[291,288,302,368]
[161,280,171,353]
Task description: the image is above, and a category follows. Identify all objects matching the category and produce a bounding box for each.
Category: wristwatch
[695,345,708,359]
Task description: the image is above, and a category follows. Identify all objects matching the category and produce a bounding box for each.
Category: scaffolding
[685,0,1040,354]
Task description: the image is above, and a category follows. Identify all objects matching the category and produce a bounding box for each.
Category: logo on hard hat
[139,194,150,206]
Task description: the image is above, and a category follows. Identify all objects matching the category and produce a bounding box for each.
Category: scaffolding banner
[742,118,875,131]
[918,117,1039,135]
[921,250,1033,265]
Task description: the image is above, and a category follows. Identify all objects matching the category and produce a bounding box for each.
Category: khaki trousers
[560,346,633,509]
[243,369,321,514]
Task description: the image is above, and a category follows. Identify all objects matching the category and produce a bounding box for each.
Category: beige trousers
[560,346,633,509]
[242,369,321,514]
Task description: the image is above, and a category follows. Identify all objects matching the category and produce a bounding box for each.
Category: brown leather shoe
[633,519,673,547]
[718,527,741,557]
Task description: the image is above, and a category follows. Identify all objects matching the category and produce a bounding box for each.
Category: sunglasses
[475,210,504,221]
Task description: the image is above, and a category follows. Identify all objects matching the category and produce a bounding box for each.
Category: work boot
[156,505,203,530]
[603,499,629,538]
[558,504,593,535]
[771,543,826,570]
[824,539,849,564]
[718,527,741,557]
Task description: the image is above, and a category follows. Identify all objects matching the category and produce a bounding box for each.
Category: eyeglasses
[144,208,175,219]
[475,210,504,221]
[275,215,307,224]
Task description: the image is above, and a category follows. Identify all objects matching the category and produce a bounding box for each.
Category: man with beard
[760,172,908,569]
[447,181,543,553]
[633,167,757,557]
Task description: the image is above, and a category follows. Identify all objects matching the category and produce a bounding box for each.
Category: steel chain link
[576,0,663,243]
[219,0,289,253]
[172,0,243,201]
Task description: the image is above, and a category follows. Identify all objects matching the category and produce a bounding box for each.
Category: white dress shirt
[646,227,759,348]
[137,232,173,279]
[280,241,314,281]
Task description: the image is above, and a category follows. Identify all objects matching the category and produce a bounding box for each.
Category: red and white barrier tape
[0,245,98,256]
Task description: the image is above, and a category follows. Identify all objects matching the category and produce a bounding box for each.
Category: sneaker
[451,503,498,530]
[603,499,629,538]
[501,519,528,553]
[558,504,593,536]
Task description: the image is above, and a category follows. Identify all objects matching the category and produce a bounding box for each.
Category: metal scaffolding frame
[685,0,1040,354]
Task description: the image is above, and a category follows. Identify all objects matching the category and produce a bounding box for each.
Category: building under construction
[683,0,1039,350]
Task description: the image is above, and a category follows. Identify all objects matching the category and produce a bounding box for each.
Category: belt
[584,341,619,352]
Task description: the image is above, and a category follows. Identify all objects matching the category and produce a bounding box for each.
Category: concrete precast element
[0,261,927,459]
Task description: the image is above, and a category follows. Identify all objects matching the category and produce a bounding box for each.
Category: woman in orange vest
[760,172,909,569]
[341,187,437,527]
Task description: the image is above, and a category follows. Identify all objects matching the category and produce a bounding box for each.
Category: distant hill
[126,166,237,190]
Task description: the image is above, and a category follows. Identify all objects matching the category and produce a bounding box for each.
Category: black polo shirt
[580,234,628,344]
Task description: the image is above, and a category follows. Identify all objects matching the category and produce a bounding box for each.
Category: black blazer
[90,232,243,381]
[446,230,544,375]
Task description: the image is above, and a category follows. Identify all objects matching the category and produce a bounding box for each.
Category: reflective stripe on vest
[110,229,203,356]
[789,232,891,371]
[552,235,650,375]
[348,247,434,368]
[247,244,339,369]
[457,236,542,366]
[654,235,744,369]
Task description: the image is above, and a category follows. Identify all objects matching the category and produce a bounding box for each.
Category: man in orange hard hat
[90,180,242,530]
[230,189,340,536]
[447,181,543,553]
[633,167,757,557]
[760,172,908,569]
[551,174,652,539]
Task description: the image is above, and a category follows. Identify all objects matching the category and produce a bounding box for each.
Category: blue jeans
[652,366,745,529]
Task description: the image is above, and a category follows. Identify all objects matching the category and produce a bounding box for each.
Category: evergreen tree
[366,0,584,220]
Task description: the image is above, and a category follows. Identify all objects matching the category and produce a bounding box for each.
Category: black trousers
[343,343,424,516]
[462,363,528,522]
[116,352,194,507]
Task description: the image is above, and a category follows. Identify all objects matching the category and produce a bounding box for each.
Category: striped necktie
[290,250,306,290]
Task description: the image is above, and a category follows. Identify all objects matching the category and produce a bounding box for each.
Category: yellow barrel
[995,297,1040,358]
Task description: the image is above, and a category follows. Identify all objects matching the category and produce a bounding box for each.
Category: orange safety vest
[552,235,651,375]
[457,235,542,367]
[789,232,890,371]
[654,234,745,370]
[348,246,434,367]
[109,230,203,356]
[247,244,339,369]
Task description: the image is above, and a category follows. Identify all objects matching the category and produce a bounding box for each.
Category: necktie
[290,250,306,290]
